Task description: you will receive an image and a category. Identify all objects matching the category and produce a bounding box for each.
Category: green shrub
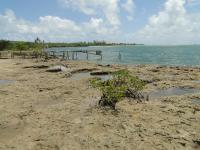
[90,70,146,109]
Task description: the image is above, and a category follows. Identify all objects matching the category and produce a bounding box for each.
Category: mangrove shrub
[90,70,146,109]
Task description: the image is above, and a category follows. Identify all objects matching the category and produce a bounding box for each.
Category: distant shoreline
[0,39,144,51]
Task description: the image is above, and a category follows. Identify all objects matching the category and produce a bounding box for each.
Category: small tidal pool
[0,80,15,85]
[149,87,200,99]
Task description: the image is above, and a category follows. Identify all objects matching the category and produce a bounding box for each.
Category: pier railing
[46,50,102,60]
[0,50,103,60]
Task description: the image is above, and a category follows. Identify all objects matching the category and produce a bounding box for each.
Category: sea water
[47,45,200,66]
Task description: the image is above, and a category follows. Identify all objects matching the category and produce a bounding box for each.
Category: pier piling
[86,51,89,60]
[62,51,65,59]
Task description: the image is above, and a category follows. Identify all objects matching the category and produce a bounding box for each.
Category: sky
[0,0,200,45]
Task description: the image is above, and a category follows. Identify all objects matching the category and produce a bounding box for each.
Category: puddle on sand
[71,72,112,81]
[70,72,91,80]
[191,99,200,105]
[192,80,200,83]
[149,87,200,99]
[0,80,15,85]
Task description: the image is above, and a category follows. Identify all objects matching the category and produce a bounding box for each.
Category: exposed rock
[71,68,97,74]
[150,69,160,73]
[98,64,111,67]
[46,65,69,72]
[24,65,49,69]
[193,139,200,147]
[90,71,112,76]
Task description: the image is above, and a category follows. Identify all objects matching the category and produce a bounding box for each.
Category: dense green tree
[0,40,10,51]
[15,42,29,51]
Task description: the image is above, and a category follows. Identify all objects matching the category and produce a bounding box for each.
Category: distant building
[35,37,42,44]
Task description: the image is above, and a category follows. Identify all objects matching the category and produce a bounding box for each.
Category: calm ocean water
[48,45,200,66]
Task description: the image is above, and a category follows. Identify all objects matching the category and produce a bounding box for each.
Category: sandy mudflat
[0,58,200,150]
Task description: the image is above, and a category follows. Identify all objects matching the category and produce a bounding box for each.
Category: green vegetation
[0,40,43,51]
[0,38,143,51]
[47,41,107,47]
[0,38,46,59]
[47,41,142,48]
[0,40,10,50]
[90,70,146,109]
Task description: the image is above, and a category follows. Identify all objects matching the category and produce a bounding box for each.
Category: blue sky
[0,0,200,45]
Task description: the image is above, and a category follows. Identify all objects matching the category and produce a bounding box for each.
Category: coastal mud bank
[0,59,200,150]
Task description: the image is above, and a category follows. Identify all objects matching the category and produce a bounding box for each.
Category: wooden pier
[46,50,103,60]
[0,50,103,61]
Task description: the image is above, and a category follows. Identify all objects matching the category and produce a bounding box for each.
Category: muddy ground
[0,58,200,150]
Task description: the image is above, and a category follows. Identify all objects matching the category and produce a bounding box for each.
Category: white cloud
[187,0,200,6]
[59,0,136,26]
[0,9,83,41]
[83,18,119,35]
[0,9,119,42]
[39,16,81,33]
[0,0,136,42]
[122,0,135,21]
[60,0,96,15]
[60,0,121,26]
[133,0,200,45]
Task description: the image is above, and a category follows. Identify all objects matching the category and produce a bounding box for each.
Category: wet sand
[0,58,200,150]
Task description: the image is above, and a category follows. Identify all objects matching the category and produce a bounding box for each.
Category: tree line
[0,40,43,51]
[0,39,142,51]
